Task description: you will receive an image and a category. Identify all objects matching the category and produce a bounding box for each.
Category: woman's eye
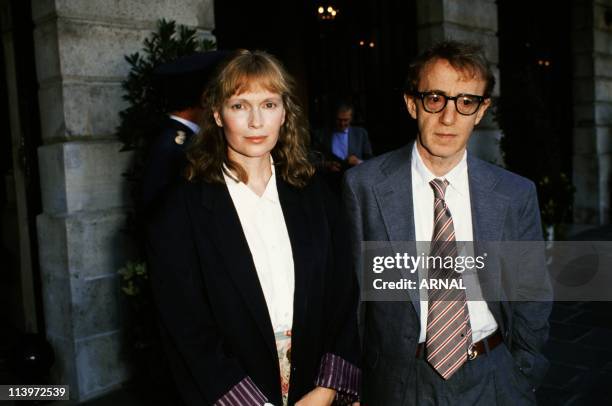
[230,103,243,110]
[264,102,277,109]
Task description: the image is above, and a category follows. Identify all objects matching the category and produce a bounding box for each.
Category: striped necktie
[425,178,472,379]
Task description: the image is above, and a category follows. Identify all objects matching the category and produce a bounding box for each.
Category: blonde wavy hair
[185,49,314,188]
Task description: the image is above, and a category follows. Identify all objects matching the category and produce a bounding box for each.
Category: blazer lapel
[276,178,313,356]
[467,156,509,321]
[372,145,420,315]
[200,182,277,356]
[347,127,357,157]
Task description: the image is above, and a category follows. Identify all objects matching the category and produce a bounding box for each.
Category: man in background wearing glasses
[343,41,552,405]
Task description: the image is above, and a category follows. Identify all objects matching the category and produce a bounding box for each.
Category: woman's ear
[213,111,223,127]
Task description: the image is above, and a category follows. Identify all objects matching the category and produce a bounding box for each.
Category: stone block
[572,2,594,30]
[40,272,72,338]
[597,125,612,153]
[573,102,596,127]
[75,332,131,400]
[62,81,127,138]
[417,25,498,63]
[416,0,444,25]
[573,127,598,155]
[594,2,612,31]
[64,210,135,280]
[38,141,134,215]
[56,19,149,79]
[33,0,214,30]
[37,214,68,278]
[595,101,612,125]
[573,52,594,77]
[594,29,612,53]
[71,276,121,339]
[37,81,66,141]
[442,0,497,31]
[46,334,78,396]
[573,154,600,223]
[595,54,612,77]
[571,29,594,53]
[573,77,595,103]
[595,77,612,102]
[33,18,61,83]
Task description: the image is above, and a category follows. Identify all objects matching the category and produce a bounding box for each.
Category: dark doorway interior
[0,0,44,383]
[213,0,418,155]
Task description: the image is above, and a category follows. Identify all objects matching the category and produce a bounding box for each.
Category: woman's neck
[229,152,272,196]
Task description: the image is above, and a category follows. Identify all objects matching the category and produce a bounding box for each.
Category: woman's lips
[246,136,267,143]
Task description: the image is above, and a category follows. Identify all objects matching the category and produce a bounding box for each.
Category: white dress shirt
[411,143,498,344]
[223,161,294,333]
[169,114,201,134]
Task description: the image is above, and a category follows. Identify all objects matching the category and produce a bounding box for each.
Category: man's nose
[440,100,457,125]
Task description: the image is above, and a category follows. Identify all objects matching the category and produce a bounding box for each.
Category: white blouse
[223,162,295,333]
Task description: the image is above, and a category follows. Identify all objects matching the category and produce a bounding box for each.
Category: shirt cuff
[214,376,268,406]
[314,353,361,404]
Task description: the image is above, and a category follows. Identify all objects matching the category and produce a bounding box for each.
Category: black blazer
[145,174,360,405]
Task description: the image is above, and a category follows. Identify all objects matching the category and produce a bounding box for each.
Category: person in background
[146,49,361,406]
[313,101,373,173]
[141,50,230,212]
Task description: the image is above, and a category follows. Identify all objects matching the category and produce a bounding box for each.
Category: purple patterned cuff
[314,353,361,404]
[214,376,268,406]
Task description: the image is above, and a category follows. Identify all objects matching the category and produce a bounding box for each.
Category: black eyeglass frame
[415,91,487,116]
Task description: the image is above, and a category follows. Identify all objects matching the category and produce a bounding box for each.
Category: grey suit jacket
[342,143,552,405]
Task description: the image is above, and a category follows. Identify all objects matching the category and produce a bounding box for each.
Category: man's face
[335,109,353,132]
[405,58,490,168]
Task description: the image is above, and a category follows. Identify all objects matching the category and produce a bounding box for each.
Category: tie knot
[430,178,449,200]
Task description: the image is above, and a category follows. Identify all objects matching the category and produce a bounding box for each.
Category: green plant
[117,18,216,151]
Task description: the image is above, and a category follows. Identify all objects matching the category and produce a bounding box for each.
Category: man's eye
[427,94,443,103]
[461,97,475,105]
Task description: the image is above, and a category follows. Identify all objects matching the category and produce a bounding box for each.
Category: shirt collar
[223,156,279,204]
[169,115,201,134]
[411,143,468,196]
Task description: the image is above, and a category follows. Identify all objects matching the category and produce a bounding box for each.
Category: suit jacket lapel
[200,182,277,356]
[347,127,356,157]
[373,144,420,315]
[467,155,509,324]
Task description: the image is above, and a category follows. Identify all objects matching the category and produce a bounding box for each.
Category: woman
[145,49,361,406]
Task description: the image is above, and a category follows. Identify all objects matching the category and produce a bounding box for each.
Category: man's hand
[295,387,336,406]
[325,160,343,172]
[347,154,363,166]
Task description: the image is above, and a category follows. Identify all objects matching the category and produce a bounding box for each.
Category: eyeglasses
[415,92,486,116]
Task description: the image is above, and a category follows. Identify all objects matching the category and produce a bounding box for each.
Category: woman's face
[214,85,286,164]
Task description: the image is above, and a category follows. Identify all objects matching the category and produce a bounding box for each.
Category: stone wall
[32,0,215,401]
[415,0,501,164]
[572,0,612,224]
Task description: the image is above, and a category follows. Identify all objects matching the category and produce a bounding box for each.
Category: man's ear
[474,98,492,125]
[404,94,418,120]
[213,111,223,127]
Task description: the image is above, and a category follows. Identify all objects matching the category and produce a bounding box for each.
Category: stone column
[415,0,501,164]
[32,0,215,401]
[572,0,612,225]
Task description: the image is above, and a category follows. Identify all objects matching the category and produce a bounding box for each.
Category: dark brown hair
[185,49,314,187]
[404,40,496,97]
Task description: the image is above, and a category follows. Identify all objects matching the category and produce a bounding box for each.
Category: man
[343,41,552,405]
[315,102,373,172]
[141,50,229,211]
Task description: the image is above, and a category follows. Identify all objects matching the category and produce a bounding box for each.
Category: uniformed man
[141,51,230,212]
